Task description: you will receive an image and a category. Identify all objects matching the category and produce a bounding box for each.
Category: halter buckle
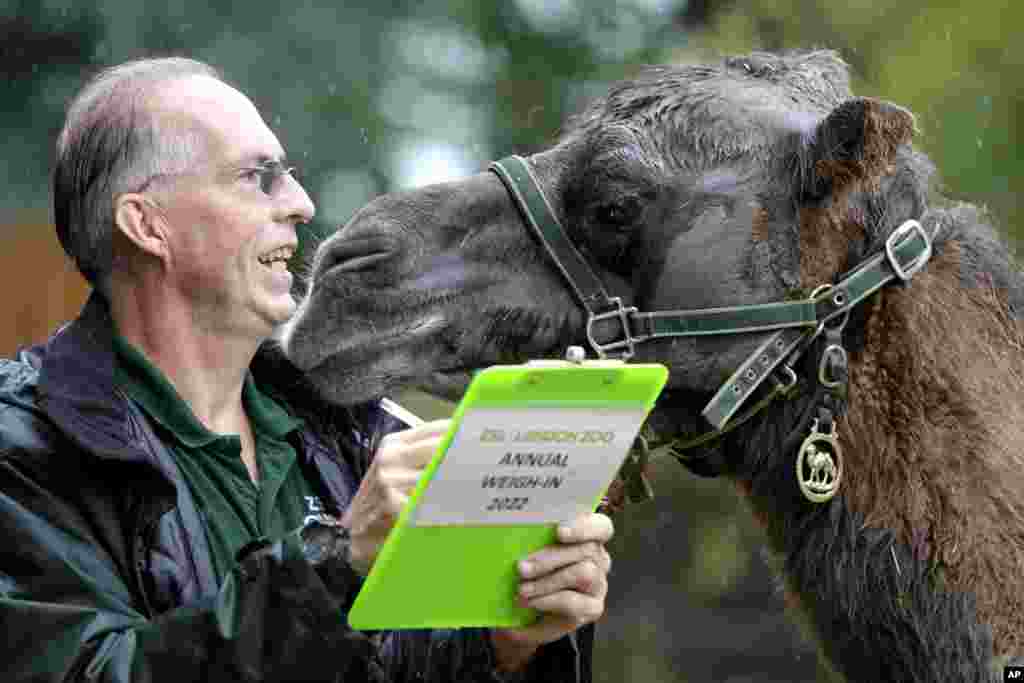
[817,344,848,389]
[586,297,640,360]
[885,219,932,282]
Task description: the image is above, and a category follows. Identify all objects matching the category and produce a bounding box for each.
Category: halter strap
[488,155,934,432]
[488,156,625,313]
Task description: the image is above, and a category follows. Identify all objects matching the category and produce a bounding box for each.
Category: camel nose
[313,232,400,282]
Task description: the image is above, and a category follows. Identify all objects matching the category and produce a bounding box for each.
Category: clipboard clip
[565,345,586,363]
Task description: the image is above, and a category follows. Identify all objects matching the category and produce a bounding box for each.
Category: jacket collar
[36,291,336,465]
[37,292,142,462]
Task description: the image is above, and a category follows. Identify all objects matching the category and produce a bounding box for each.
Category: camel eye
[594,195,642,228]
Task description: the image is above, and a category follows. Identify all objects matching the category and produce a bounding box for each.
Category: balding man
[0,58,611,681]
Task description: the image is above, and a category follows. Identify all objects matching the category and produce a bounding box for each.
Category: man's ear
[113,193,170,262]
[799,97,916,201]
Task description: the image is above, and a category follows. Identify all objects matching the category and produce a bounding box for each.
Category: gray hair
[53,57,223,290]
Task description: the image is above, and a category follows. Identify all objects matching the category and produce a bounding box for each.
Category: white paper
[411,406,648,526]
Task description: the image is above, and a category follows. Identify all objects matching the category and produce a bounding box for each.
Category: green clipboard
[347,359,668,631]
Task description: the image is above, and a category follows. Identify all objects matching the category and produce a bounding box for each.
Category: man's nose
[278,173,316,224]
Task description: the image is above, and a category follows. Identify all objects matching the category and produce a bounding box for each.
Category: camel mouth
[418,342,573,402]
[421,369,475,402]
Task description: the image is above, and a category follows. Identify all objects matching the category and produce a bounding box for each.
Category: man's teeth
[258,247,295,265]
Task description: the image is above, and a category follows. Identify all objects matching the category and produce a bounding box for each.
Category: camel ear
[800,97,916,201]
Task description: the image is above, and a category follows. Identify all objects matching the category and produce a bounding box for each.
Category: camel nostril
[315,234,399,280]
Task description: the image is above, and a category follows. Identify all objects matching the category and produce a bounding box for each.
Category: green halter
[489,155,933,466]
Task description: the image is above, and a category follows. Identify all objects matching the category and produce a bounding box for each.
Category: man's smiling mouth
[258,245,295,272]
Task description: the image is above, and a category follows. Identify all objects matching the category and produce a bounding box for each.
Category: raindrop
[976,138,983,149]
[327,83,337,95]
[361,128,369,144]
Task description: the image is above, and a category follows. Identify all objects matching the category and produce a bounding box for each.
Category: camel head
[282,50,920,441]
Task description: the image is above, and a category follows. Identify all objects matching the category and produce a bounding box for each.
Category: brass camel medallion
[795,418,842,503]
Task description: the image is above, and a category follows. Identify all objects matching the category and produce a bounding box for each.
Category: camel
[282,50,1024,681]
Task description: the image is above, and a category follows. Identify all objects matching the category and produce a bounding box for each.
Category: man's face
[148,75,315,338]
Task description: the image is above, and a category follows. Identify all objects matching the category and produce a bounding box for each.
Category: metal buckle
[808,283,851,342]
[771,365,798,393]
[817,344,848,389]
[885,219,932,282]
[586,297,639,359]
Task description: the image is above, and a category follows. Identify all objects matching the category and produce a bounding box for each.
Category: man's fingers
[343,422,452,574]
[556,512,614,545]
[376,432,446,470]
[379,470,425,496]
[520,540,611,579]
[521,590,605,627]
[385,488,410,513]
[495,581,605,649]
[519,557,608,602]
[524,591,604,622]
[489,510,614,659]
[379,419,451,447]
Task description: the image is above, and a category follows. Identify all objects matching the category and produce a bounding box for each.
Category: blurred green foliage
[2,1,1017,681]
[4,0,1018,244]
[684,0,1023,246]
[0,0,688,246]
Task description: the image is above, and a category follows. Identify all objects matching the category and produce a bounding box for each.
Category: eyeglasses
[240,160,299,197]
[130,159,299,198]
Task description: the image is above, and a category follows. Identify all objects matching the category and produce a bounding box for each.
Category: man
[0,57,612,681]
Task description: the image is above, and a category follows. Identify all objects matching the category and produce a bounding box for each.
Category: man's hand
[341,419,449,575]
[490,513,614,673]
[341,420,613,674]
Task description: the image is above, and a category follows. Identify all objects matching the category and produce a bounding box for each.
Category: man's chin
[261,298,299,334]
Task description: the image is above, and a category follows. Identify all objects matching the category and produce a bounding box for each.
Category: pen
[379,397,425,428]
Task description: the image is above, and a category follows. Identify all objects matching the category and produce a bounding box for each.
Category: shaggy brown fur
[792,93,1024,661]
[798,205,866,289]
[840,241,1024,655]
[813,99,916,194]
[794,94,1024,654]
[798,98,914,291]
